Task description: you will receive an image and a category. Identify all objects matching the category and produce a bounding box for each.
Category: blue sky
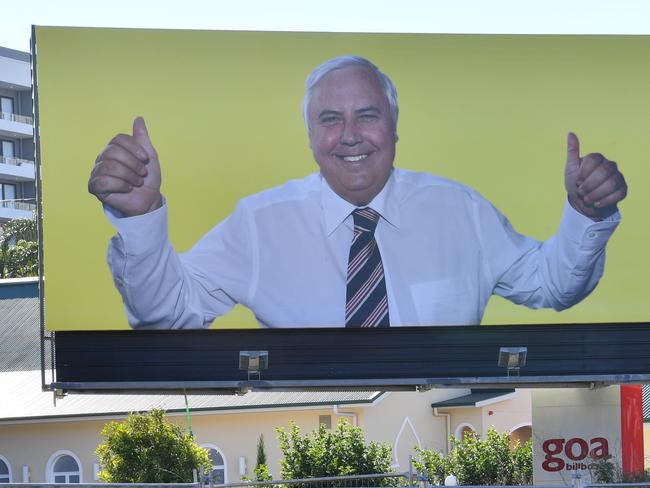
[3,0,650,52]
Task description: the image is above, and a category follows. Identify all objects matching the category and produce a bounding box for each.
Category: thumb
[566,132,581,173]
[132,116,157,158]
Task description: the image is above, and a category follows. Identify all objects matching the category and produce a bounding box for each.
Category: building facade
[0,46,34,224]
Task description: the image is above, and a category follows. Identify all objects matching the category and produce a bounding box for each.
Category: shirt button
[588,231,597,239]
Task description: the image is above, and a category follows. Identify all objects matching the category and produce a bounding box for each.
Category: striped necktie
[345,208,390,327]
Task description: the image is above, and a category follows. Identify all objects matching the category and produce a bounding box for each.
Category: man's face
[308,66,397,206]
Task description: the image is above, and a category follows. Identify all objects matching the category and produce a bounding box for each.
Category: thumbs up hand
[88,117,163,217]
[564,132,627,221]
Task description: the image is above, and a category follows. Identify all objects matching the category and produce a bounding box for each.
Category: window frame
[0,454,12,483]
[45,450,83,484]
[0,182,17,209]
[201,443,227,484]
[0,139,15,158]
[454,422,477,444]
[0,96,14,115]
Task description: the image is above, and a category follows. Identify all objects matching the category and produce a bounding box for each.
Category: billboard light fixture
[498,347,527,376]
[239,350,269,380]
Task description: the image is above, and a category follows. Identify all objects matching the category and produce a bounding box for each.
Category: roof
[0,370,382,422]
[0,279,43,372]
[0,46,30,62]
[430,389,516,408]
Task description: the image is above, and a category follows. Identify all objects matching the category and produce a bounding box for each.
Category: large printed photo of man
[36,29,644,332]
[88,55,626,329]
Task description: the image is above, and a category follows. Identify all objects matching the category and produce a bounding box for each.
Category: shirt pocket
[410,277,478,325]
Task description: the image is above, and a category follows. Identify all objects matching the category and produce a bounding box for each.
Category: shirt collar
[320,170,401,236]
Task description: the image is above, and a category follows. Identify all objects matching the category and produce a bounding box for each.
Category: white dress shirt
[106,168,619,329]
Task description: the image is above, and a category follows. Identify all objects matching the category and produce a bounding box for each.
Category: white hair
[302,55,399,131]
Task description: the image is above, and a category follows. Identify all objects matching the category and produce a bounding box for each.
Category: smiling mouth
[339,154,369,162]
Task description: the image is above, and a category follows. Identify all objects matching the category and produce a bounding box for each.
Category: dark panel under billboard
[52,324,650,393]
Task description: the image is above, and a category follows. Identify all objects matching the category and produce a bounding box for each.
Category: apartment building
[0,46,35,224]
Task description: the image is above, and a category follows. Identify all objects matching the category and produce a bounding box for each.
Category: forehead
[309,66,387,112]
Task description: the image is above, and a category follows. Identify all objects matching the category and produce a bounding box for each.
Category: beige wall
[480,389,532,435]
[362,389,464,466]
[0,389,532,483]
[0,408,351,483]
[438,390,532,446]
[449,408,482,439]
[190,407,358,480]
[0,418,107,483]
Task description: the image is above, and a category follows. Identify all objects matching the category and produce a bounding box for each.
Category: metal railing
[4,481,650,488]
[211,473,410,488]
[2,484,200,488]
[0,199,36,211]
[0,155,34,166]
[0,111,33,124]
[585,485,650,488]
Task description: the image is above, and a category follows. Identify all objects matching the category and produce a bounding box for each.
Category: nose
[340,120,361,146]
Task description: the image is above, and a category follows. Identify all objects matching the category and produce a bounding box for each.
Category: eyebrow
[356,106,382,115]
[318,109,342,119]
[317,106,382,119]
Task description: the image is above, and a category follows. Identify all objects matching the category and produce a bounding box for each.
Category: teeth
[342,154,368,162]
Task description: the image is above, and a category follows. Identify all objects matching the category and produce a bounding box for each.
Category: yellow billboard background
[35,27,649,330]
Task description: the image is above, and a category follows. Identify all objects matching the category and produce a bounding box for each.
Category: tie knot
[352,207,380,233]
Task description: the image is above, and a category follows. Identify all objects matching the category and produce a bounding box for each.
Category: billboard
[33,27,650,389]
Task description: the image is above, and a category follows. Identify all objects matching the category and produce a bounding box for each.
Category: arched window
[454,423,476,444]
[46,451,82,483]
[510,424,532,448]
[202,444,227,484]
[0,455,11,483]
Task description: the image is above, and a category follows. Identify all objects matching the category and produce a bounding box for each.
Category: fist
[88,117,163,217]
[565,132,627,221]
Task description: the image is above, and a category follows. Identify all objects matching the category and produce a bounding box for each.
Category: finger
[92,159,146,187]
[96,143,149,177]
[582,172,627,206]
[101,133,149,163]
[591,187,627,209]
[132,116,157,159]
[576,155,614,195]
[566,132,581,173]
[88,174,139,197]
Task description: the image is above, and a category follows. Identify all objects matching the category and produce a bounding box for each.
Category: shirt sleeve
[106,201,254,329]
[480,198,620,310]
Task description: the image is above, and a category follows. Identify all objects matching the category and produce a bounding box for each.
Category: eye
[319,115,341,125]
[359,113,379,122]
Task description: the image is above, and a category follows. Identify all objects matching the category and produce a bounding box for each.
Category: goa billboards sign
[32,27,650,391]
[532,386,644,484]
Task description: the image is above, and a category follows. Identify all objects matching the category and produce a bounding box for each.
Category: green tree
[253,434,272,481]
[0,218,38,278]
[96,409,210,483]
[412,447,453,486]
[243,434,273,482]
[257,433,268,467]
[414,426,532,485]
[277,419,395,483]
[590,455,650,484]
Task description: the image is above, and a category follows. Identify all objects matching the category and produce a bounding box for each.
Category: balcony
[0,156,35,182]
[0,112,32,124]
[0,199,35,223]
[0,111,33,139]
